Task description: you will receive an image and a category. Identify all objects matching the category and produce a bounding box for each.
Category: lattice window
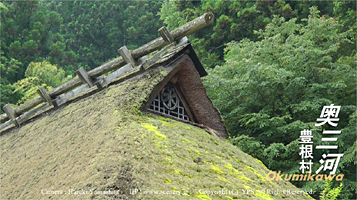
[149,83,190,121]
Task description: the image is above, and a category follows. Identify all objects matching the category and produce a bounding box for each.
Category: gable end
[142,54,228,138]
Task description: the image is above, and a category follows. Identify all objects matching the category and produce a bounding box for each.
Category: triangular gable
[142,53,228,138]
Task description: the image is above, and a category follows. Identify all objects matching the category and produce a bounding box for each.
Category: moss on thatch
[0,68,313,199]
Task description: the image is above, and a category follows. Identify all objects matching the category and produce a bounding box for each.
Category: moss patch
[194,193,212,200]
[211,165,224,175]
[255,191,274,200]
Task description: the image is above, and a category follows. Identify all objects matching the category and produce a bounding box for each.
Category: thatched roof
[0,41,313,199]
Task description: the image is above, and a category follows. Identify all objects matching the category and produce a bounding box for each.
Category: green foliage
[204,7,356,199]
[0,54,23,112]
[0,54,21,83]
[13,77,48,105]
[289,0,334,21]
[0,0,163,109]
[333,1,356,58]
[0,2,8,27]
[230,135,265,161]
[333,1,357,32]
[159,0,186,30]
[320,180,343,200]
[0,2,7,12]
[25,61,70,88]
[49,1,163,70]
[158,0,337,69]
[1,0,163,85]
[1,1,68,81]
[337,138,357,199]
[13,61,71,104]
[205,6,355,137]
[0,79,23,114]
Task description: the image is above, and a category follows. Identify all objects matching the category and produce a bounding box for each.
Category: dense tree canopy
[1,1,66,80]
[158,0,338,69]
[0,0,162,107]
[47,1,162,73]
[203,7,356,199]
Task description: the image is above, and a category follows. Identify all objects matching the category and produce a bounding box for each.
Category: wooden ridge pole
[0,12,214,123]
